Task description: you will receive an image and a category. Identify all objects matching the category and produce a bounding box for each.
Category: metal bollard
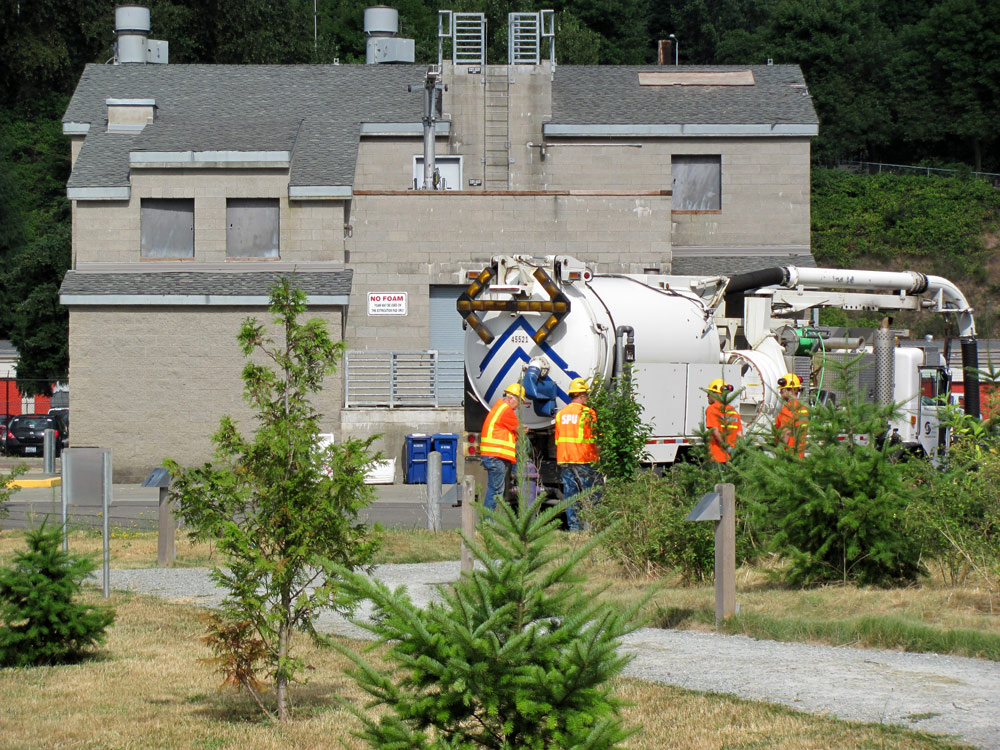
[43,428,57,474]
[427,451,442,532]
[461,475,476,573]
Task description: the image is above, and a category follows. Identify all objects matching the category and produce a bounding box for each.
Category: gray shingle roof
[66,131,134,188]
[551,65,817,126]
[672,254,817,276]
[59,269,353,299]
[64,64,430,189]
[65,63,816,191]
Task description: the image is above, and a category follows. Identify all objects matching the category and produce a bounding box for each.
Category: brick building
[59,23,818,479]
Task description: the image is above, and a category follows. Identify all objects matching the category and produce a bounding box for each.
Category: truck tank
[463,272,723,430]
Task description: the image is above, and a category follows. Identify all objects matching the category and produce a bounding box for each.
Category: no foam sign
[367,292,407,316]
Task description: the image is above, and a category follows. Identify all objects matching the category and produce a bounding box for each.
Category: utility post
[686,482,736,626]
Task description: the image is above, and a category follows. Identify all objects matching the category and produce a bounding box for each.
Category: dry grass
[554,534,1000,642]
[0,593,969,750]
[0,528,462,569]
[3,526,998,658]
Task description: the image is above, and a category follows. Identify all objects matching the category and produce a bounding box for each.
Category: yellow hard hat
[707,378,733,395]
[777,373,802,389]
[567,377,589,395]
[504,383,526,400]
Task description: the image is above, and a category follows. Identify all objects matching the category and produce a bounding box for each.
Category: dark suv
[4,414,68,457]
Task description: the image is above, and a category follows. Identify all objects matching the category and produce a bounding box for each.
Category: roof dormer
[107,98,156,133]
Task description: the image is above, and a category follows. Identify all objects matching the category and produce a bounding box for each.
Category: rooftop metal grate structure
[439,11,486,66]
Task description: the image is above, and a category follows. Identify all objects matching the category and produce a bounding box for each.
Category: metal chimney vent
[114,4,169,65]
[365,6,415,64]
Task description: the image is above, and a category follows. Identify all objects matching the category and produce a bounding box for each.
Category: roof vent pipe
[115,4,150,64]
[365,6,413,64]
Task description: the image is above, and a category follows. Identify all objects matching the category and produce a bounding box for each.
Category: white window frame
[412,155,463,190]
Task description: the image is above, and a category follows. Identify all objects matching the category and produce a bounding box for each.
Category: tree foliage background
[1,0,998,386]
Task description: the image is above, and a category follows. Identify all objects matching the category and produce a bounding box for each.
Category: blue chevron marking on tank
[480,318,580,403]
[477,317,578,376]
[484,349,531,404]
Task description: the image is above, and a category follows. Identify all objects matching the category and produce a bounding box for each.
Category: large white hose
[784,267,976,337]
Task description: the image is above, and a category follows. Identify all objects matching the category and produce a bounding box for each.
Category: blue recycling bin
[404,434,431,484]
[431,432,459,484]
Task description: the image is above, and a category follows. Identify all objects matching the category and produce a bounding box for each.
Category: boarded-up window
[672,155,721,210]
[141,199,194,258]
[226,198,279,258]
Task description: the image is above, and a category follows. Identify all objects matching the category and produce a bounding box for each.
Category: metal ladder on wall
[484,67,510,189]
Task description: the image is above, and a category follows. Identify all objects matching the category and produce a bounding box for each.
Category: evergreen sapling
[0,521,115,667]
[331,459,646,749]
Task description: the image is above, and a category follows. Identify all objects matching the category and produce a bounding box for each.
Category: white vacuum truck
[457,255,979,478]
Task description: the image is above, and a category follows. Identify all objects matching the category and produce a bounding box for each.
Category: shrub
[331,494,644,749]
[909,405,1000,590]
[588,471,715,580]
[588,364,652,481]
[740,357,927,587]
[0,522,115,667]
[0,462,27,525]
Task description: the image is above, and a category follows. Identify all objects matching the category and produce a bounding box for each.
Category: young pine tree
[741,355,925,587]
[0,522,115,667]
[165,280,381,721]
[331,465,644,749]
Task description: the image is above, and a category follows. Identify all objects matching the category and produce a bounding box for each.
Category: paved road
[101,563,999,750]
[2,461,465,530]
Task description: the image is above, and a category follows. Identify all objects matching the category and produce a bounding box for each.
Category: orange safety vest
[555,402,599,464]
[705,400,743,463]
[775,399,809,457]
[480,399,519,462]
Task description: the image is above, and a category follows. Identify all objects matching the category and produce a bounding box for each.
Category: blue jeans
[481,455,510,511]
[561,463,602,531]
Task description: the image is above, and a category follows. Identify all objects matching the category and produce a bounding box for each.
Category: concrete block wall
[355,138,454,191]
[73,169,346,265]
[443,62,487,189]
[67,306,344,481]
[340,407,465,483]
[506,63,552,190]
[541,137,811,250]
[343,191,672,350]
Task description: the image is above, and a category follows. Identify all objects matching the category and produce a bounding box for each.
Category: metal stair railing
[439,11,486,66]
[508,12,541,65]
[344,350,464,408]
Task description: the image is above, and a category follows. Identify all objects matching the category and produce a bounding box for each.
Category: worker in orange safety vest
[480,382,527,511]
[705,378,743,463]
[774,372,809,457]
[555,377,602,531]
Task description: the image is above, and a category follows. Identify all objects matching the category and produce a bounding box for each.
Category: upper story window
[413,155,462,190]
[141,199,194,258]
[672,155,721,211]
[227,198,279,258]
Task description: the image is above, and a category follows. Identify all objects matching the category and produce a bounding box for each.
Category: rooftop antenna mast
[409,65,447,190]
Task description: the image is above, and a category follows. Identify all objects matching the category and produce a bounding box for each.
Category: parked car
[48,407,69,428]
[4,414,68,458]
[0,414,11,455]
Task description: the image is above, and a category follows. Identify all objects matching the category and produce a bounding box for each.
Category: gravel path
[100,564,999,749]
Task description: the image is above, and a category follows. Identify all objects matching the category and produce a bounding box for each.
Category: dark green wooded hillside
[812,168,1000,335]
